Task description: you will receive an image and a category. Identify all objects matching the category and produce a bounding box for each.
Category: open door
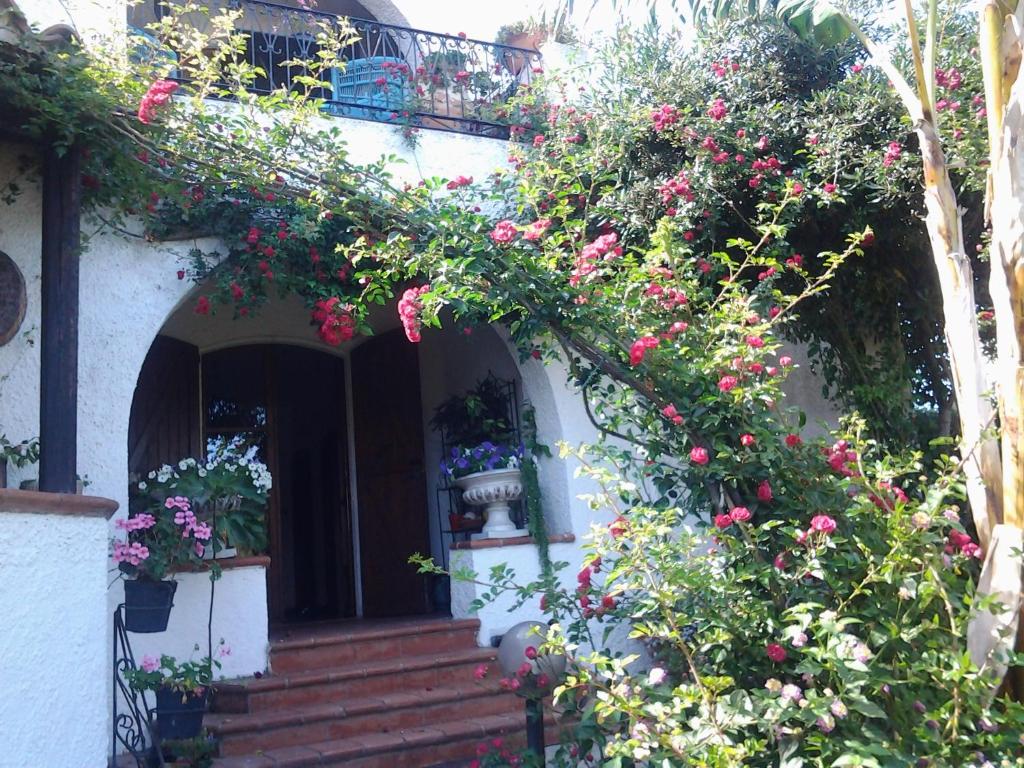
[128,335,201,478]
[351,330,431,617]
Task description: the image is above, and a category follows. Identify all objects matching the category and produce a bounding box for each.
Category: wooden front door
[351,330,431,617]
[202,344,354,623]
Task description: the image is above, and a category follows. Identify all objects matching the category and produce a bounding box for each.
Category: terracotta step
[207,682,520,756]
[214,647,498,714]
[211,711,559,768]
[269,618,482,674]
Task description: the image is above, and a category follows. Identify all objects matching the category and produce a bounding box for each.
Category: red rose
[690,446,710,466]
[766,643,787,662]
[714,513,733,529]
[740,433,756,447]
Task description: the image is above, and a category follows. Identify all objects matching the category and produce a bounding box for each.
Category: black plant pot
[124,579,177,633]
[154,686,208,741]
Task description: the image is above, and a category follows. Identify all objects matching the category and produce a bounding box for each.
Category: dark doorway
[351,330,432,617]
[202,344,354,623]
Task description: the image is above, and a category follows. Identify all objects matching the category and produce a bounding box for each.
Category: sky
[401,0,685,43]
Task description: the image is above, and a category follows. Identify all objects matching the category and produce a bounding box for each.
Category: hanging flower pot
[154,686,208,741]
[123,579,177,633]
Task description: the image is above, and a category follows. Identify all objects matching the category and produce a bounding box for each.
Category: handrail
[211,0,544,138]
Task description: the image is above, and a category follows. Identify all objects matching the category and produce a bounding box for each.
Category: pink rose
[730,506,751,523]
[690,446,709,466]
[810,514,837,536]
[714,513,733,529]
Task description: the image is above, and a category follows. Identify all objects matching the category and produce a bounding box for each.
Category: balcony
[134,0,543,138]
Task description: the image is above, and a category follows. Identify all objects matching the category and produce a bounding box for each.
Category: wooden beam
[38,144,80,493]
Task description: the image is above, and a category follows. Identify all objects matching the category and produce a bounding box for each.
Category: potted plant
[443,442,527,539]
[117,448,271,632]
[125,650,218,741]
[496,15,578,75]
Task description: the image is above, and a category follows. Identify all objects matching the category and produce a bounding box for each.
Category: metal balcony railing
[197,0,544,138]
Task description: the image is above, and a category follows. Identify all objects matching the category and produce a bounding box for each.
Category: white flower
[647,667,667,686]
[198,468,207,477]
[148,471,156,479]
[137,481,147,491]
[178,460,189,471]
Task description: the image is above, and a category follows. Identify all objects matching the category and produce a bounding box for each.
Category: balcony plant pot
[154,686,208,741]
[455,468,527,539]
[123,578,177,633]
[499,30,543,76]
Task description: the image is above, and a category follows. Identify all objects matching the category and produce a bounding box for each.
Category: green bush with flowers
[117,446,270,579]
[125,650,218,698]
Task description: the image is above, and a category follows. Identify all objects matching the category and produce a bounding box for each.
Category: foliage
[132,448,271,557]
[431,374,518,447]
[125,649,218,696]
[0,434,38,469]
[452,430,1024,766]
[118,450,270,578]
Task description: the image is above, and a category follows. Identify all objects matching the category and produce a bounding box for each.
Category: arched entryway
[128,329,433,624]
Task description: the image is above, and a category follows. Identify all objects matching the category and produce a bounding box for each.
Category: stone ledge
[451,533,575,551]
[171,555,271,574]
[0,487,118,519]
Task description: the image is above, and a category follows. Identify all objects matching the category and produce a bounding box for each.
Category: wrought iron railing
[156,0,543,138]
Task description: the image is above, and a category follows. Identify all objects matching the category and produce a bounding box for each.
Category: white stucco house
[0,2,839,765]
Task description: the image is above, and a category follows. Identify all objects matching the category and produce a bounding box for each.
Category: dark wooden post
[38,144,81,493]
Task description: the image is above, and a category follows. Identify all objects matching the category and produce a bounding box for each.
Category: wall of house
[127,563,270,680]
[0,494,115,768]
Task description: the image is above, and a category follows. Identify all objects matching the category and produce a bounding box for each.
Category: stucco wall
[124,564,269,680]
[0,509,110,767]
[450,540,583,646]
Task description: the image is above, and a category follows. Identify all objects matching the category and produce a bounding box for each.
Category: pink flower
[883,141,902,167]
[446,175,473,190]
[779,355,793,367]
[490,220,518,244]
[141,655,160,673]
[398,285,430,343]
[766,643,787,663]
[707,98,727,121]
[746,335,765,348]
[522,219,551,241]
[730,506,751,523]
[851,64,863,73]
[824,182,837,194]
[629,336,660,366]
[740,433,755,448]
[718,375,739,392]
[714,513,733,529]
[138,79,179,124]
[757,480,773,502]
[690,446,709,466]
[474,663,489,680]
[773,552,787,569]
[785,434,802,448]
[810,514,837,536]
[661,403,684,426]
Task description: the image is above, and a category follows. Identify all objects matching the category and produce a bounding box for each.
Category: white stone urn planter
[455,467,528,539]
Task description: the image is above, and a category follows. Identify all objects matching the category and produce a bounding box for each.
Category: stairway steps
[215,647,497,714]
[208,682,519,755]
[208,617,559,768]
[212,711,553,768]
[269,618,481,674]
